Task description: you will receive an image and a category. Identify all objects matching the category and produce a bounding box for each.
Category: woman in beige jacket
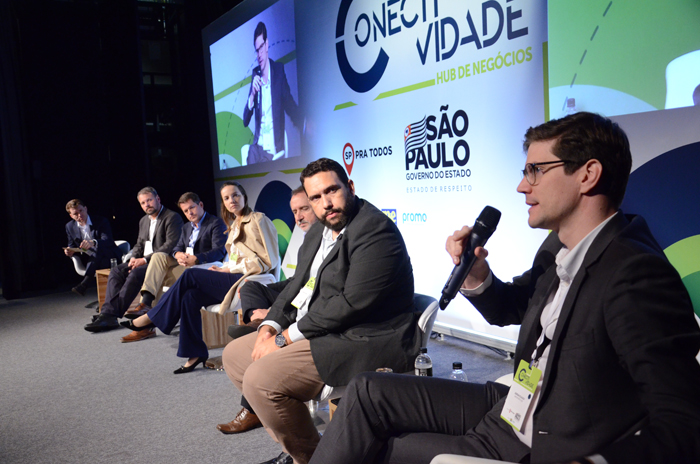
[125,181,279,373]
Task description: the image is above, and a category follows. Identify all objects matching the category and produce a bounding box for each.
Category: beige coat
[218,211,279,314]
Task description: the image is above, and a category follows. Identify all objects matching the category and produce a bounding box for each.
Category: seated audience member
[124,181,279,374]
[64,199,122,296]
[309,113,700,464]
[118,191,228,343]
[220,158,420,464]
[232,185,317,337]
[217,186,317,436]
[84,187,182,332]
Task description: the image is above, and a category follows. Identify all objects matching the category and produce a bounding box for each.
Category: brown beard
[318,193,355,232]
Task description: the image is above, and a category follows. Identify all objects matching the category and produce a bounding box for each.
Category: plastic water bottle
[414,347,433,377]
[110,258,118,269]
[449,362,468,382]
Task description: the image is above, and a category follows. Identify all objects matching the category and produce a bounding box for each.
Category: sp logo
[343,143,355,175]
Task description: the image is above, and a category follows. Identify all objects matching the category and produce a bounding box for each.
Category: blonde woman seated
[124,181,279,373]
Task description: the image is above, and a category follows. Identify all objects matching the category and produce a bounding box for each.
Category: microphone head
[473,206,501,239]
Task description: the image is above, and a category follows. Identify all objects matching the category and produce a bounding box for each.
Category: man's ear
[579,159,603,195]
[347,179,355,195]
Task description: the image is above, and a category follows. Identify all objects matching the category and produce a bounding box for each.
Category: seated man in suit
[64,199,122,296]
[217,185,317,436]
[84,187,182,333]
[221,158,420,464]
[243,21,303,165]
[309,113,700,464]
[118,191,228,343]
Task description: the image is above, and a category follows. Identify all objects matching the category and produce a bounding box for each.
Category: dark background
[0,0,244,299]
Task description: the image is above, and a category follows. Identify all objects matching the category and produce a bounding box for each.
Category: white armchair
[321,293,439,411]
[70,240,130,276]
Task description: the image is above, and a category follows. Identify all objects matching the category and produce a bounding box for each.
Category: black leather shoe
[258,452,292,464]
[84,313,119,333]
[72,284,87,296]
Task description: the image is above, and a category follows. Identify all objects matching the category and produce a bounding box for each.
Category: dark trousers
[77,247,121,284]
[147,268,242,359]
[240,280,282,323]
[309,372,516,464]
[101,263,147,317]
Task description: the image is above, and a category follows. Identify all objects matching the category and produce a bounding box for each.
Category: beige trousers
[223,332,324,464]
[140,252,184,304]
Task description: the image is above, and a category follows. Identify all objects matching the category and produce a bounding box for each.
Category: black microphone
[253,67,262,107]
[439,206,501,310]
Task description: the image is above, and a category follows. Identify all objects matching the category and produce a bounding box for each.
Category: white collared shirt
[77,216,96,256]
[258,59,274,154]
[148,205,164,242]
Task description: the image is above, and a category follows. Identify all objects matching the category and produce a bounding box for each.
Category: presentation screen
[204,0,304,173]
[548,0,700,119]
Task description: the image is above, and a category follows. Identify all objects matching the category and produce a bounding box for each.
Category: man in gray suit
[221,158,420,464]
[309,113,700,464]
[84,187,183,333]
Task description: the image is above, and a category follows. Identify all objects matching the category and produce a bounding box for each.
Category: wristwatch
[275,333,287,348]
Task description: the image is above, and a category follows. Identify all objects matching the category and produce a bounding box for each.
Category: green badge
[514,359,541,393]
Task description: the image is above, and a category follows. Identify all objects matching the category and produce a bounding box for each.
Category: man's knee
[109,264,128,282]
[241,360,272,401]
[222,333,254,379]
[149,252,171,270]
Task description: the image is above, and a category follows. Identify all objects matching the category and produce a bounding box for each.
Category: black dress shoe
[119,319,155,331]
[72,284,87,296]
[173,356,208,374]
[258,452,292,464]
[84,313,119,333]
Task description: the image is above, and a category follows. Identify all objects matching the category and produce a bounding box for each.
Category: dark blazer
[65,215,120,257]
[130,207,183,262]
[266,198,420,386]
[172,212,227,264]
[243,59,303,154]
[468,213,700,463]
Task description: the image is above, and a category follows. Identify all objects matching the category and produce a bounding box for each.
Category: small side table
[95,269,110,312]
[95,268,140,313]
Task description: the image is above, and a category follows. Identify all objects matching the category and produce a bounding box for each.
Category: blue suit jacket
[172,212,227,265]
[65,215,120,257]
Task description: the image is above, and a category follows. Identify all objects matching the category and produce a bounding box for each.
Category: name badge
[501,360,541,431]
[186,246,194,256]
[144,241,153,256]
[292,277,315,309]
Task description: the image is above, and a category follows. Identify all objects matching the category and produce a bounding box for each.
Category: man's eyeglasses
[521,160,575,185]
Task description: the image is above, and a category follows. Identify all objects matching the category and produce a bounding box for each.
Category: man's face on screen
[254,34,268,73]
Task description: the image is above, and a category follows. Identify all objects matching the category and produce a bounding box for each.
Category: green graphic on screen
[548,0,700,118]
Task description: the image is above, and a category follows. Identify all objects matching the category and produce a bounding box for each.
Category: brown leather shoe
[216,408,262,434]
[120,328,156,343]
[124,303,150,320]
